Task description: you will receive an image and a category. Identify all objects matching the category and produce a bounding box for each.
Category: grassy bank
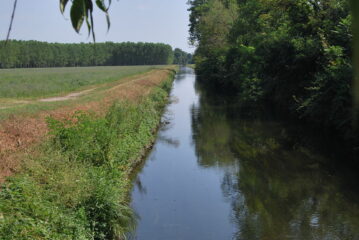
[0,71,175,239]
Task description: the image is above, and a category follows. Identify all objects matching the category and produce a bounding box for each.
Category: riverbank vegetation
[188,0,357,151]
[0,69,175,239]
[173,48,194,65]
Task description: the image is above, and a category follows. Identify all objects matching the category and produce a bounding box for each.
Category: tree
[173,48,193,65]
[351,0,359,127]
[0,41,174,68]
[188,0,355,141]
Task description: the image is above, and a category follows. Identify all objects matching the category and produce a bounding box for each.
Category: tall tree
[188,0,355,142]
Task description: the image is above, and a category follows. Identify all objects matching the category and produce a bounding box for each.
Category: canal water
[130,67,359,240]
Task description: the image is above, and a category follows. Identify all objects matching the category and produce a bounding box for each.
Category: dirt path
[0,68,174,182]
[38,88,95,102]
[0,89,95,110]
[0,70,159,110]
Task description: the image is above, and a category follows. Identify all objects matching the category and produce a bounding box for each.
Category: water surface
[130,67,359,240]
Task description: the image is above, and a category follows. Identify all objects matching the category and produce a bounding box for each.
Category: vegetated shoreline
[0,68,174,182]
[188,0,358,163]
[0,68,176,239]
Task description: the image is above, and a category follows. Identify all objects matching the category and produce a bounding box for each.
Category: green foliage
[173,48,193,65]
[0,174,88,240]
[0,40,174,69]
[351,0,359,128]
[60,0,111,41]
[189,0,238,86]
[0,76,174,239]
[81,167,135,240]
[189,0,355,140]
[47,113,113,166]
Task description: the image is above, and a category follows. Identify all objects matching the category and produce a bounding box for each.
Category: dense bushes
[188,0,355,140]
[0,41,174,68]
[0,74,174,239]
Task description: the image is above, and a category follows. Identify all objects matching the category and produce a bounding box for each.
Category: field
[0,66,155,99]
[0,65,176,175]
[0,65,176,239]
[0,65,169,119]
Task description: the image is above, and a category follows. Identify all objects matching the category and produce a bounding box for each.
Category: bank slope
[0,68,176,240]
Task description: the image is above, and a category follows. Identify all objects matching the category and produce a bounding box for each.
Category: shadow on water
[130,67,359,240]
[192,80,359,239]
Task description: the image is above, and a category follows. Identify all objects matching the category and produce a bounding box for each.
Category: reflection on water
[130,67,359,240]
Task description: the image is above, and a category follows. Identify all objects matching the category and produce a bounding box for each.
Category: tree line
[188,0,356,143]
[0,40,182,68]
[173,48,194,65]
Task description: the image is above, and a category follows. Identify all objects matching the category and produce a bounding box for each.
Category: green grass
[0,66,155,99]
[0,65,174,121]
[0,72,175,240]
[0,86,106,121]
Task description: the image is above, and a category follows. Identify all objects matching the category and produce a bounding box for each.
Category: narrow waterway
[130,67,359,240]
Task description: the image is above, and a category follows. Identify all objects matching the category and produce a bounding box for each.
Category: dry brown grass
[0,68,174,182]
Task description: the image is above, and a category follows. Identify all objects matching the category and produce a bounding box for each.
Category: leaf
[84,0,94,13]
[60,0,70,13]
[67,0,112,40]
[70,0,86,33]
[96,0,111,30]
[107,0,112,11]
[105,13,111,31]
[84,0,94,37]
[96,0,107,12]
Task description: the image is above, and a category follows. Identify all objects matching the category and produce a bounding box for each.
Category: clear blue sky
[0,0,193,52]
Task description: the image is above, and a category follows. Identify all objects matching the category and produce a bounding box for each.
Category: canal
[130,67,359,240]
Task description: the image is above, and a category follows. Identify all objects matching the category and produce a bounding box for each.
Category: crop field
[0,65,155,99]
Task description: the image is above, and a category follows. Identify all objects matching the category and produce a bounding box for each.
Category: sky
[0,0,193,52]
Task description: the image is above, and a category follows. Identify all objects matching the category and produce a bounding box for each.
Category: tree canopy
[189,0,355,141]
[173,48,194,65]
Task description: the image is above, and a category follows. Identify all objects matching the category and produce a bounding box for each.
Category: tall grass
[0,66,154,98]
[0,73,174,239]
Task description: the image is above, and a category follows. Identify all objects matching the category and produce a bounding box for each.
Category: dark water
[130,67,359,240]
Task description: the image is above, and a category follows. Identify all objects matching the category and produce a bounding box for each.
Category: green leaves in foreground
[60,0,112,41]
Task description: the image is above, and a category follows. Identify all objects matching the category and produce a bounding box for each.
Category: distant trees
[173,48,193,65]
[0,41,174,68]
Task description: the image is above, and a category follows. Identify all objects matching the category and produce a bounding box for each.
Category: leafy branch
[60,0,112,42]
